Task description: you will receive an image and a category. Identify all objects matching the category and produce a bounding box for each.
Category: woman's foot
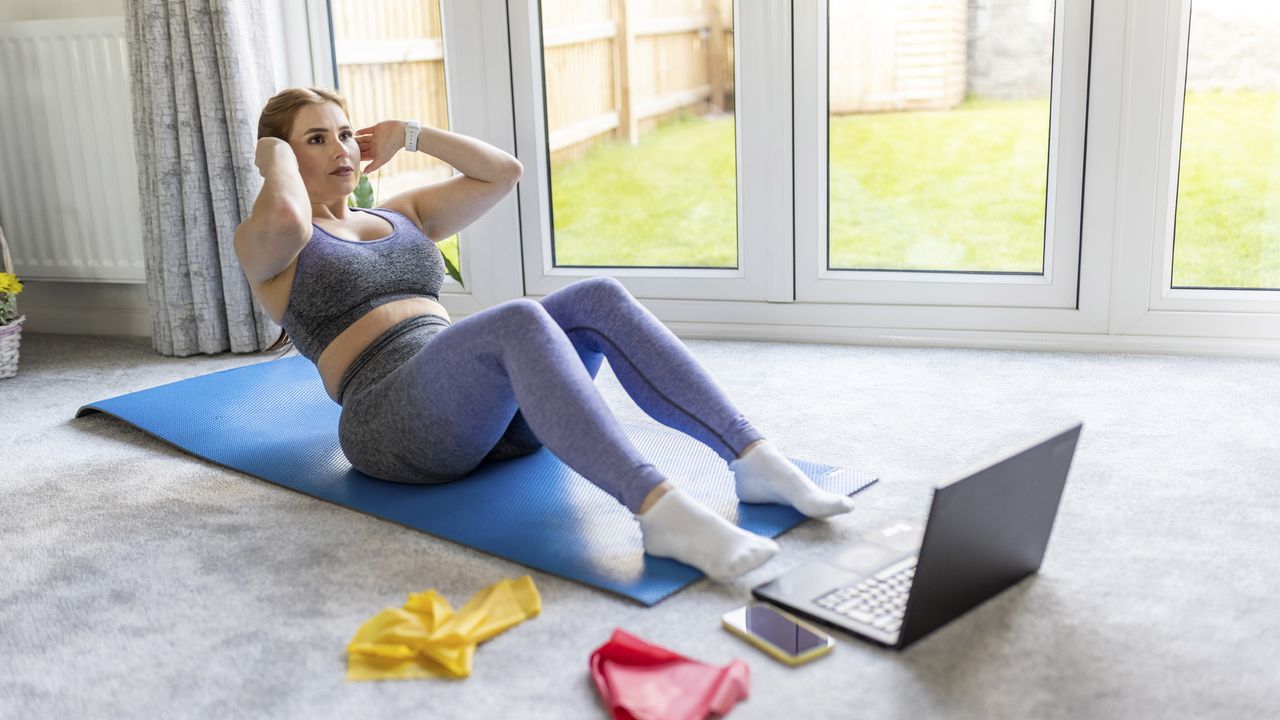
[730,440,856,518]
[636,488,778,579]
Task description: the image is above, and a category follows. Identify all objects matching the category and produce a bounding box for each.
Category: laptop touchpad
[827,542,902,575]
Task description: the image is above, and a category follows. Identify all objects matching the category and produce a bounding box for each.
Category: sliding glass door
[293,0,1280,350]
[795,0,1090,313]
[1112,0,1280,342]
[509,0,1091,314]
[1171,1,1280,294]
[510,0,792,301]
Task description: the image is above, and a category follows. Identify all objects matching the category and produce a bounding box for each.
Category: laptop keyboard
[814,556,917,635]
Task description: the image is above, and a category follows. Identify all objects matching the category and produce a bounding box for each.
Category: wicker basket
[0,223,21,380]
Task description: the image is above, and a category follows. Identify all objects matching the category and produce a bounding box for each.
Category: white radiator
[0,17,145,283]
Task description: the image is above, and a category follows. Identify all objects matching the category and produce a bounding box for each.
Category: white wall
[1,0,150,337]
[1,0,313,338]
[0,0,123,22]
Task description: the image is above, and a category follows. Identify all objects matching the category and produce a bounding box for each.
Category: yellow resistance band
[346,575,542,681]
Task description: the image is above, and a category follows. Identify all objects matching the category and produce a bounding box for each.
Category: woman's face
[287,101,361,202]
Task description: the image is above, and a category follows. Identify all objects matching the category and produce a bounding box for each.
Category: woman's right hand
[254,137,296,178]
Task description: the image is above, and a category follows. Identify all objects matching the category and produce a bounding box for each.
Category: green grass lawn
[550,110,739,267]
[828,97,1047,273]
[1174,90,1280,288]
[548,92,1279,288]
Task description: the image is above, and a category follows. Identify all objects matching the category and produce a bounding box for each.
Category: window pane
[540,0,737,268]
[828,0,1054,273]
[331,0,459,273]
[1172,1,1280,290]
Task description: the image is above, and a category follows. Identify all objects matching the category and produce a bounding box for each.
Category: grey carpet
[1,332,1276,719]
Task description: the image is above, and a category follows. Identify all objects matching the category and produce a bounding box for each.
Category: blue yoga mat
[76,355,877,605]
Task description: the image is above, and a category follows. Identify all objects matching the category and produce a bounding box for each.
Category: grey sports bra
[279,207,446,363]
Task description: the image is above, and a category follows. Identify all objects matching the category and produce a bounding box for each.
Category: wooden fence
[541,0,735,167]
[332,0,452,195]
[329,0,964,192]
[332,0,733,184]
[830,0,966,114]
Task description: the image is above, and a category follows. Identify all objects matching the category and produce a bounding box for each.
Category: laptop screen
[897,423,1081,648]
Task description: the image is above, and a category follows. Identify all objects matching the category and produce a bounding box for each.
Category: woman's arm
[415,125,521,183]
[359,121,522,242]
[233,138,312,284]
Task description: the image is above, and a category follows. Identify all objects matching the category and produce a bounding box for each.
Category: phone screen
[737,604,829,656]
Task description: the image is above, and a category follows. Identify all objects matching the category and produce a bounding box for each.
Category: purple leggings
[335,275,764,512]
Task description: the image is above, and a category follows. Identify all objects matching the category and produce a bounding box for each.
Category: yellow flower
[0,273,21,295]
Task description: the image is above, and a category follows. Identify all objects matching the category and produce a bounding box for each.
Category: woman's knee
[573,275,630,301]
[494,297,557,332]
[548,276,636,321]
[502,296,546,316]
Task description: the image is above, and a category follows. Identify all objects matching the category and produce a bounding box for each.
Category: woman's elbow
[503,159,524,185]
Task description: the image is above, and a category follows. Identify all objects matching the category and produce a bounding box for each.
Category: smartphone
[721,602,835,666]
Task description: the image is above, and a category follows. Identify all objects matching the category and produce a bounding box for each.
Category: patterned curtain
[124,0,279,355]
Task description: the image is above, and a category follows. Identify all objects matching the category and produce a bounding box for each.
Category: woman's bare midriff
[316,296,450,402]
[247,207,447,402]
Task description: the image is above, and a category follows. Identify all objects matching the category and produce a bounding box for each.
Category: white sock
[636,488,779,580]
[730,440,856,518]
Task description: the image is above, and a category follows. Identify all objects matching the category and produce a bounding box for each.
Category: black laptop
[753,422,1082,650]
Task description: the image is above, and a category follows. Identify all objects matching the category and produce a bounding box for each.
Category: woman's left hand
[355,120,408,175]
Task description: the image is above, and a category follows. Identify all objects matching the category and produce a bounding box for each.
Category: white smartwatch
[404,120,421,153]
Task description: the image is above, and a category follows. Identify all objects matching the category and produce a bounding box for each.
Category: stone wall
[965,0,1280,99]
[1185,0,1280,91]
[965,0,1055,99]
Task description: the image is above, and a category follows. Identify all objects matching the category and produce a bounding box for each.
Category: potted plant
[0,223,23,379]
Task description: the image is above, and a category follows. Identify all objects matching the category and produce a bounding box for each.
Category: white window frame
[508,0,793,302]
[284,0,1280,357]
[796,0,1092,318]
[437,0,528,311]
[1109,0,1280,341]
[263,0,317,89]
[267,0,338,89]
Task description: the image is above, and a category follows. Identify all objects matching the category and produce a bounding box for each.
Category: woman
[234,87,854,580]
